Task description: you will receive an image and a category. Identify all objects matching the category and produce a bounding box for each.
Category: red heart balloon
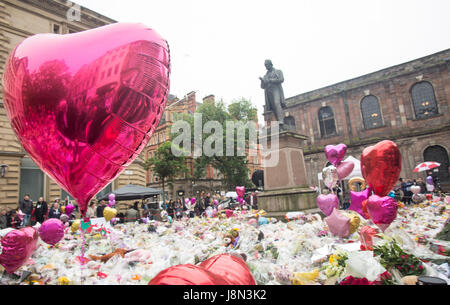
[148,264,233,285]
[0,227,39,274]
[2,23,170,215]
[199,253,256,285]
[361,140,401,197]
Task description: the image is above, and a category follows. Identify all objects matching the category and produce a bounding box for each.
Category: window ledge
[363,124,387,131]
[320,133,340,139]
[411,113,443,121]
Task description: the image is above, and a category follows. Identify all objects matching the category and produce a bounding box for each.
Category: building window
[53,24,61,34]
[318,106,336,137]
[20,157,44,202]
[96,183,113,200]
[423,145,450,183]
[283,116,296,130]
[361,95,383,129]
[411,81,438,119]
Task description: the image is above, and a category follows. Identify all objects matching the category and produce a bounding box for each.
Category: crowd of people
[0,194,79,229]
[0,191,259,229]
[150,191,259,222]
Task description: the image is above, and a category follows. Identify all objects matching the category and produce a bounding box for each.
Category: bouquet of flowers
[321,252,348,278]
[373,241,425,276]
[338,271,395,285]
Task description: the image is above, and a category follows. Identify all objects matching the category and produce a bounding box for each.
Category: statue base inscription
[258,130,318,219]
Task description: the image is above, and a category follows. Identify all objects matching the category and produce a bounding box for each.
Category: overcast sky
[74,0,450,120]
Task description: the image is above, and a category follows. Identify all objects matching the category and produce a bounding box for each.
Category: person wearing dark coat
[48,203,61,219]
[0,208,7,229]
[7,210,21,228]
[96,200,106,218]
[19,194,33,227]
[34,197,48,224]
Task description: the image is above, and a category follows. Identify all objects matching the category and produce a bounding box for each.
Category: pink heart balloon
[38,218,65,245]
[336,161,354,180]
[325,144,347,166]
[65,204,74,215]
[317,194,339,216]
[348,187,371,218]
[325,208,350,238]
[366,195,398,232]
[0,227,39,274]
[410,185,421,195]
[236,186,245,198]
[2,23,170,216]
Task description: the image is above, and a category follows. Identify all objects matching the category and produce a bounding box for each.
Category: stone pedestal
[258,130,318,219]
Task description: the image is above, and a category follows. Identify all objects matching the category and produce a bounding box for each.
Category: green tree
[172,98,258,190]
[144,141,189,203]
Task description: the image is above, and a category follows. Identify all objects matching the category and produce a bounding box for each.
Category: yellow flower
[58,276,70,285]
[329,253,341,265]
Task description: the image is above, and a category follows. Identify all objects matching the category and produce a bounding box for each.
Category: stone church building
[264,48,450,191]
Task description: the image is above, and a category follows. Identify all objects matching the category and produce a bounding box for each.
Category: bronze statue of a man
[260,59,286,130]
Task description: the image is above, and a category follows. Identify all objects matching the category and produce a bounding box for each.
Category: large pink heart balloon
[236,186,245,198]
[325,144,347,166]
[348,187,371,218]
[317,194,339,216]
[336,161,354,180]
[0,227,39,274]
[366,195,398,232]
[38,218,65,245]
[2,23,170,215]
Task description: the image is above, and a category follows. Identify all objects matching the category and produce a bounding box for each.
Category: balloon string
[80,229,86,285]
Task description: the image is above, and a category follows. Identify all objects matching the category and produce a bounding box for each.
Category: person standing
[167,200,175,220]
[96,200,106,218]
[405,179,414,205]
[416,177,426,194]
[175,199,183,220]
[205,193,211,208]
[0,208,7,229]
[125,203,139,223]
[34,197,48,224]
[7,209,21,228]
[19,194,33,227]
[48,202,61,219]
[86,201,96,218]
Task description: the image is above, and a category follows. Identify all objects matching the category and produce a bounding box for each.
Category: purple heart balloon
[349,187,371,218]
[336,161,354,180]
[325,208,350,238]
[317,194,339,216]
[366,195,398,232]
[325,144,347,166]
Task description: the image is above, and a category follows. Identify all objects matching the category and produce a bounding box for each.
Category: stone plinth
[258,130,318,219]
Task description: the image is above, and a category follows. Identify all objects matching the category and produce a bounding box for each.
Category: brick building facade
[264,49,450,191]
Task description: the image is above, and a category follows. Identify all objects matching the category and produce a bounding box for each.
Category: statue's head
[264,59,273,70]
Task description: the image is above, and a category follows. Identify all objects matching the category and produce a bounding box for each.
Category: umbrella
[413,161,440,173]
